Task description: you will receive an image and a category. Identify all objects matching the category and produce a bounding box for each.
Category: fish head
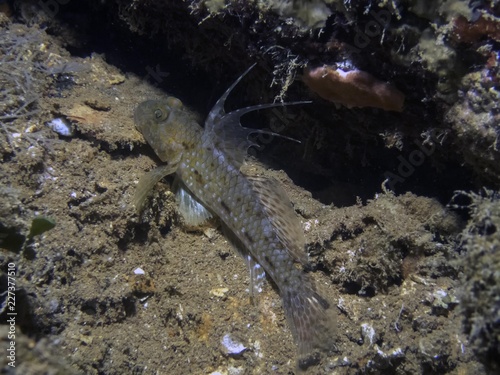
[134,97,186,163]
[134,97,183,135]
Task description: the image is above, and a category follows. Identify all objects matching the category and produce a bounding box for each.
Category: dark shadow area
[34,1,477,208]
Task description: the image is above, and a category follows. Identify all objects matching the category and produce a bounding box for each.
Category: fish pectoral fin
[246,175,309,266]
[134,162,179,214]
[174,183,213,226]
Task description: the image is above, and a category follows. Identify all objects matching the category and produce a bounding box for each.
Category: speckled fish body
[134,66,335,360]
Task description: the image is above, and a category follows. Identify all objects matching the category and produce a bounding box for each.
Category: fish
[133,64,336,365]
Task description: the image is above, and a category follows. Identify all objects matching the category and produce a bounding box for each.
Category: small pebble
[221,334,246,356]
[210,287,228,297]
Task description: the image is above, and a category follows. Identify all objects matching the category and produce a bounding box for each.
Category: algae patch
[28,216,56,239]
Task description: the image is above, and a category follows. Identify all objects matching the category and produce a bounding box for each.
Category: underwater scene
[0,0,499,374]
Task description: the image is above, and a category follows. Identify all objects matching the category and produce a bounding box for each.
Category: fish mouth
[133,101,153,133]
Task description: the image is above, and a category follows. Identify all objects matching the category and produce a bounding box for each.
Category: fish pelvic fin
[220,224,267,301]
[282,282,337,367]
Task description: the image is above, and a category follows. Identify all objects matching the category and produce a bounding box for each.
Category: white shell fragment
[221,334,246,356]
[326,356,352,369]
[133,267,145,275]
[45,117,73,136]
[361,322,376,346]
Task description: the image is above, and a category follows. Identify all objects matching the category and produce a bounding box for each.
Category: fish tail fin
[282,282,337,367]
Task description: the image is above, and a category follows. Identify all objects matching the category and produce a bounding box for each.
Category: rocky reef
[105,0,500,187]
[458,189,500,373]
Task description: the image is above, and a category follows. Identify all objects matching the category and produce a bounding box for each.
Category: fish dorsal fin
[208,105,303,167]
[246,175,309,266]
[205,64,309,167]
[173,180,213,226]
[205,64,257,129]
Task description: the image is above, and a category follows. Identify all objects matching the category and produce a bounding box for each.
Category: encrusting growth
[303,65,405,112]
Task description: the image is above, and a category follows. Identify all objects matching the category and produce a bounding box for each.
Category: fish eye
[154,109,163,119]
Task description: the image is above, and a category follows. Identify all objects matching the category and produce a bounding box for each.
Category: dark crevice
[26,1,481,208]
